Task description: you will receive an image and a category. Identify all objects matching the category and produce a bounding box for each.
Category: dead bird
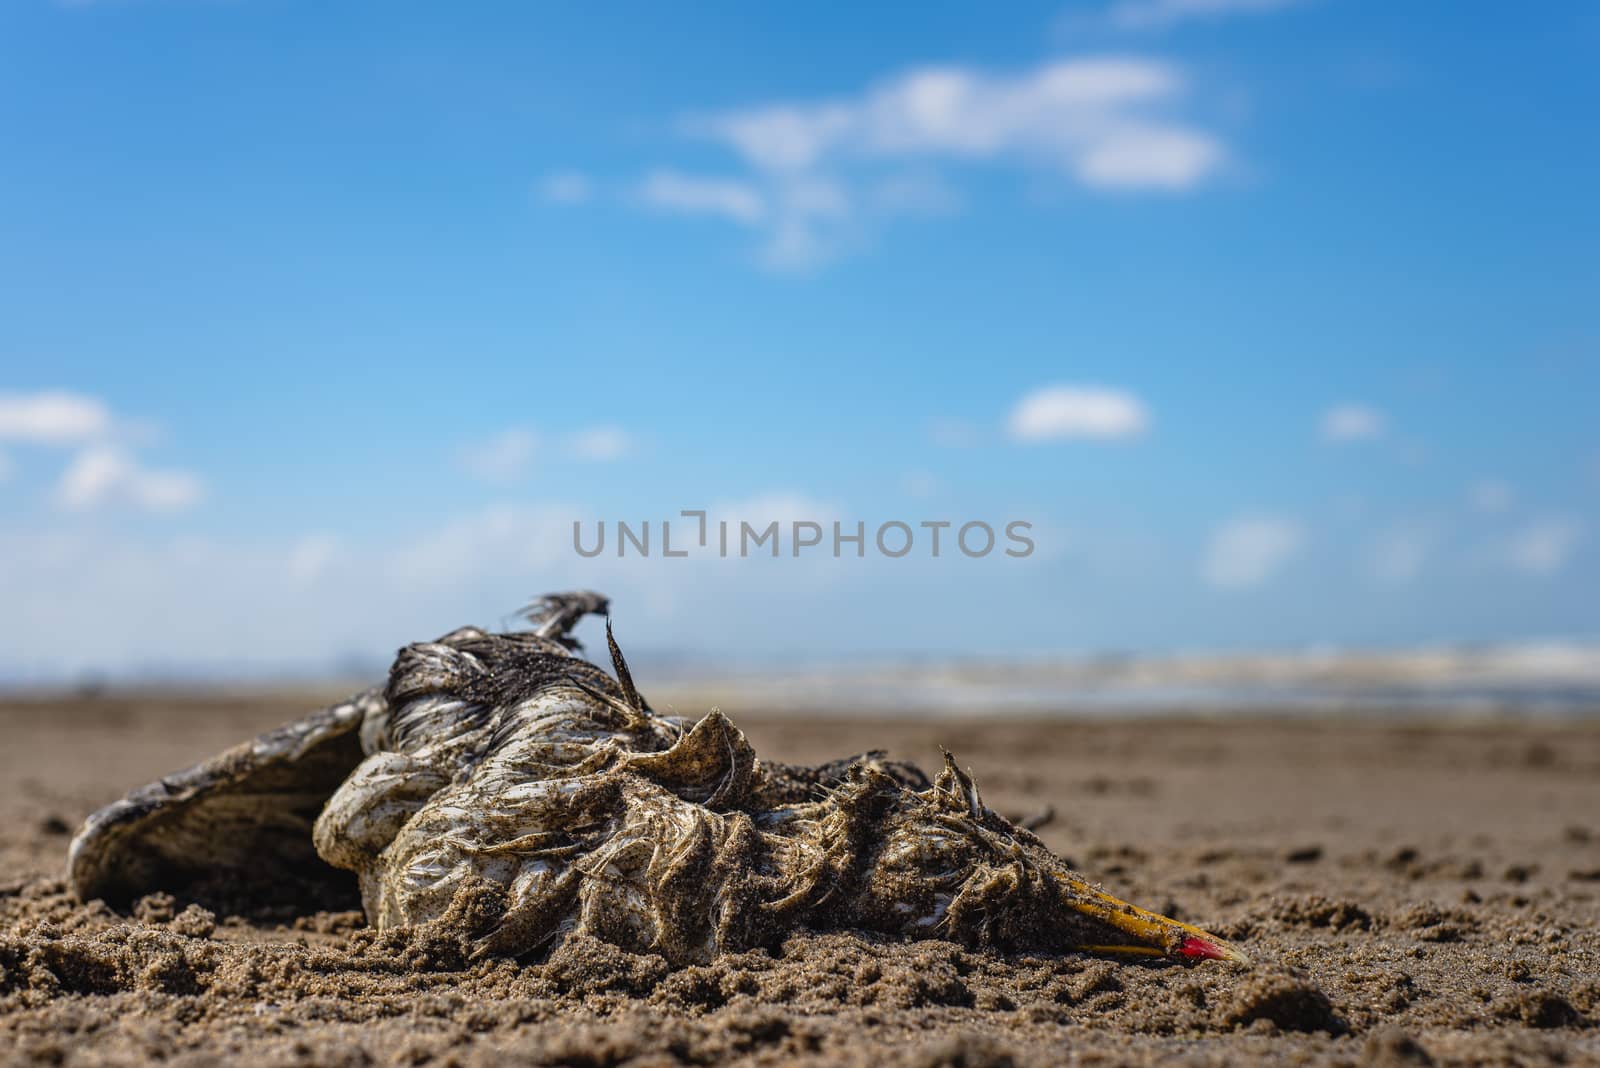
[68,591,1246,966]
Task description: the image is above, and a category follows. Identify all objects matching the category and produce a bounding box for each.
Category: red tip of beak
[1177,936,1230,961]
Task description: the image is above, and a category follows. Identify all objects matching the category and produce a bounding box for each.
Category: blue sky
[1,0,1596,679]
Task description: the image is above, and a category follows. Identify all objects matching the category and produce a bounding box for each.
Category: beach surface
[2,692,1598,1066]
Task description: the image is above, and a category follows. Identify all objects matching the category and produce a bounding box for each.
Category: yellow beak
[1056,870,1249,963]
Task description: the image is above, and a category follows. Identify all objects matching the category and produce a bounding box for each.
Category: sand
[2,692,1598,1066]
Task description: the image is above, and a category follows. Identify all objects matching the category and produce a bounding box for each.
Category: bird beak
[930,754,1247,964]
[1056,870,1250,964]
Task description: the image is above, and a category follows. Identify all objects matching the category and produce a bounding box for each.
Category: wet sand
[2,692,1598,1066]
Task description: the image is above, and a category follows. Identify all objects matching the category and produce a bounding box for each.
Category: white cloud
[694,59,1221,188]
[457,428,537,483]
[1008,385,1149,442]
[0,390,112,444]
[638,171,767,225]
[0,513,573,680]
[1319,404,1385,443]
[1506,519,1582,576]
[537,170,594,205]
[756,176,857,270]
[711,491,840,529]
[1469,479,1514,514]
[869,171,962,215]
[287,534,340,585]
[622,56,1227,268]
[384,504,578,591]
[1202,515,1303,590]
[457,426,634,479]
[566,425,633,463]
[1365,525,1434,585]
[55,446,203,512]
[1075,126,1223,189]
[901,470,941,498]
[0,390,203,514]
[0,493,870,680]
[1106,0,1307,31]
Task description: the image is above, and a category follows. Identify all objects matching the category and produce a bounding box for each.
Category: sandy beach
[3,691,1598,1066]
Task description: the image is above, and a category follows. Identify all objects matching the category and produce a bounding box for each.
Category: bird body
[69,592,1246,966]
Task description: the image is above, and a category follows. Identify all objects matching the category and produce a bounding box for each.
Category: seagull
[69,591,1247,966]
